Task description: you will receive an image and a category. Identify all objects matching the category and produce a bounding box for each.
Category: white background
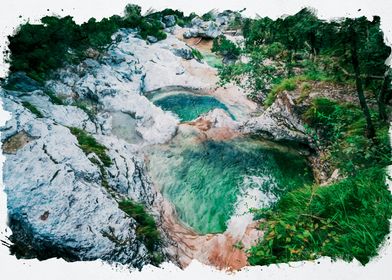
[0,1,391,279]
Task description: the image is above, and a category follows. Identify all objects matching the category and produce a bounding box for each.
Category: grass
[45,90,64,105]
[72,100,96,121]
[264,77,302,107]
[250,96,392,266]
[249,167,392,266]
[191,48,204,61]
[69,127,112,167]
[263,63,350,107]
[22,101,44,118]
[303,98,391,173]
[118,200,161,256]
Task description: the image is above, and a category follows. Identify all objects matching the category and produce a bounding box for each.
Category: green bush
[251,95,392,266]
[69,127,112,167]
[201,12,214,21]
[264,42,285,59]
[303,98,391,173]
[212,35,241,60]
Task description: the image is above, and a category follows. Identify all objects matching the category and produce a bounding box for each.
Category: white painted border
[1,1,391,279]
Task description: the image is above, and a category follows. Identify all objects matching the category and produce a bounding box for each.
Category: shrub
[212,35,241,60]
[264,42,285,59]
[201,12,214,21]
[6,5,171,81]
[303,98,391,173]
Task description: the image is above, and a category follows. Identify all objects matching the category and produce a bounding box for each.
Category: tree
[212,35,241,60]
[378,70,392,121]
[350,29,376,138]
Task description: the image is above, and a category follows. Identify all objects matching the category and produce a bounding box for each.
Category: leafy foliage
[211,35,241,60]
[304,98,391,173]
[6,4,180,81]
[250,96,392,265]
[222,8,391,119]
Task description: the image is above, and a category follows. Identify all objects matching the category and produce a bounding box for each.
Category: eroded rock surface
[0,93,156,267]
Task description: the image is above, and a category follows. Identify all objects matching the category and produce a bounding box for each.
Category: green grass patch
[45,90,64,105]
[250,97,392,266]
[21,101,43,118]
[118,200,161,254]
[249,167,392,266]
[72,100,96,121]
[264,77,303,107]
[191,48,204,61]
[69,127,112,167]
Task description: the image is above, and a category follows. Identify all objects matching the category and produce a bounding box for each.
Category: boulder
[242,92,310,144]
[146,35,158,44]
[172,48,194,60]
[163,15,176,27]
[183,17,221,39]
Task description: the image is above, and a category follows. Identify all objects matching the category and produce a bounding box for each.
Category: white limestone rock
[0,92,157,267]
[242,92,309,144]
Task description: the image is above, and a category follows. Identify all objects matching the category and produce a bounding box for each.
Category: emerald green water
[147,136,313,234]
[153,93,234,121]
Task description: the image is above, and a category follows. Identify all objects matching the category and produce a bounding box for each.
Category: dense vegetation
[249,167,391,265]
[249,98,391,265]
[214,9,392,266]
[214,9,391,133]
[5,5,197,82]
[212,35,241,61]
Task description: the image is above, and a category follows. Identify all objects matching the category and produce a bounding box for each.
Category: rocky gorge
[1,8,391,271]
